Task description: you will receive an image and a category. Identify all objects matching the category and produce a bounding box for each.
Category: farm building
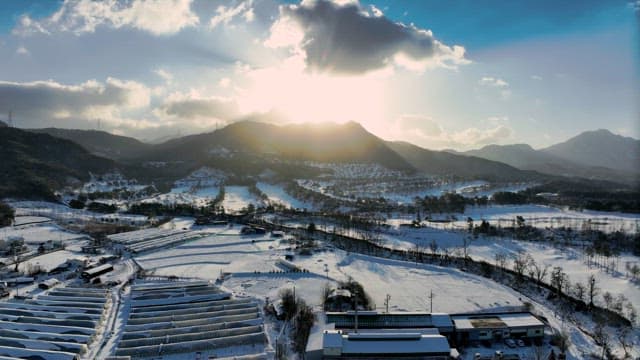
[241,226,267,235]
[81,263,114,280]
[451,312,545,345]
[311,330,454,360]
[38,278,60,290]
[326,311,455,336]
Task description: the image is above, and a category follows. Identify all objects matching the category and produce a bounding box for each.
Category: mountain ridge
[0,127,117,200]
[540,129,640,173]
[24,122,638,186]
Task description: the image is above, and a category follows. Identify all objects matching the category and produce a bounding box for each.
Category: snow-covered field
[140,185,220,207]
[257,182,313,210]
[383,181,534,204]
[136,229,525,313]
[0,222,86,245]
[10,201,149,226]
[222,186,263,212]
[387,204,640,233]
[18,250,80,272]
[371,226,640,312]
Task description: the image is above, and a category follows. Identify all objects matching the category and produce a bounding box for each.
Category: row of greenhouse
[107,228,204,253]
[0,286,108,360]
[115,281,268,359]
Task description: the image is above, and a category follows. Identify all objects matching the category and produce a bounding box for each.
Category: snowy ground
[133,227,626,359]
[140,185,220,207]
[223,186,263,212]
[383,182,534,204]
[0,222,85,245]
[136,229,524,313]
[367,226,640,316]
[257,182,313,210]
[10,201,149,226]
[386,204,640,234]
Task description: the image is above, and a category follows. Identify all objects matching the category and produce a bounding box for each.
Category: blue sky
[0,1,62,33]
[0,0,637,148]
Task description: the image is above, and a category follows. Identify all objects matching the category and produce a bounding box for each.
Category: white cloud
[390,114,513,150]
[530,75,543,81]
[154,68,173,83]
[210,0,255,29]
[451,125,512,147]
[370,5,384,17]
[16,46,30,56]
[0,78,150,129]
[157,91,241,125]
[13,0,199,36]
[479,76,511,100]
[218,77,231,88]
[478,76,509,88]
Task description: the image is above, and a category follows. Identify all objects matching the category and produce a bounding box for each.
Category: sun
[237,55,389,127]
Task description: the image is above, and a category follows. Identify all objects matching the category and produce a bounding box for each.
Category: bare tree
[495,252,508,271]
[593,321,610,360]
[602,291,613,311]
[612,294,627,315]
[550,266,567,296]
[629,264,640,280]
[588,274,599,308]
[625,303,637,325]
[513,250,532,280]
[462,236,472,260]
[617,326,633,359]
[573,282,586,303]
[12,247,22,273]
[429,239,438,257]
[530,260,550,289]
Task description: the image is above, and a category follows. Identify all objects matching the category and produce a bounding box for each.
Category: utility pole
[430,290,434,313]
[353,289,359,333]
[384,294,391,313]
[8,110,13,127]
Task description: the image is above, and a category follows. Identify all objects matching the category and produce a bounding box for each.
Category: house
[451,312,545,345]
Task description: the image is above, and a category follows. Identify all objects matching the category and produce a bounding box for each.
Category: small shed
[38,278,60,290]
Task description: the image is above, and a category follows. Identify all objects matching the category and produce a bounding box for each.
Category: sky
[0,0,638,150]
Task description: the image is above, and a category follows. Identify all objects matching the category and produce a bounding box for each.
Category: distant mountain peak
[541,129,640,175]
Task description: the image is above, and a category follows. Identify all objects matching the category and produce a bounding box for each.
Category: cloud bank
[266,0,468,74]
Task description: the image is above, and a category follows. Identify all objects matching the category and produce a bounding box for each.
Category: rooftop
[326,311,454,329]
[451,312,544,330]
[323,330,451,355]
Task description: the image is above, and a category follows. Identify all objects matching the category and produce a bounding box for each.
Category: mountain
[0,127,116,200]
[458,131,640,185]
[541,129,640,173]
[386,141,540,181]
[143,120,416,172]
[29,128,151,160]
[0,120,7,127]
[464,144,560,169]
